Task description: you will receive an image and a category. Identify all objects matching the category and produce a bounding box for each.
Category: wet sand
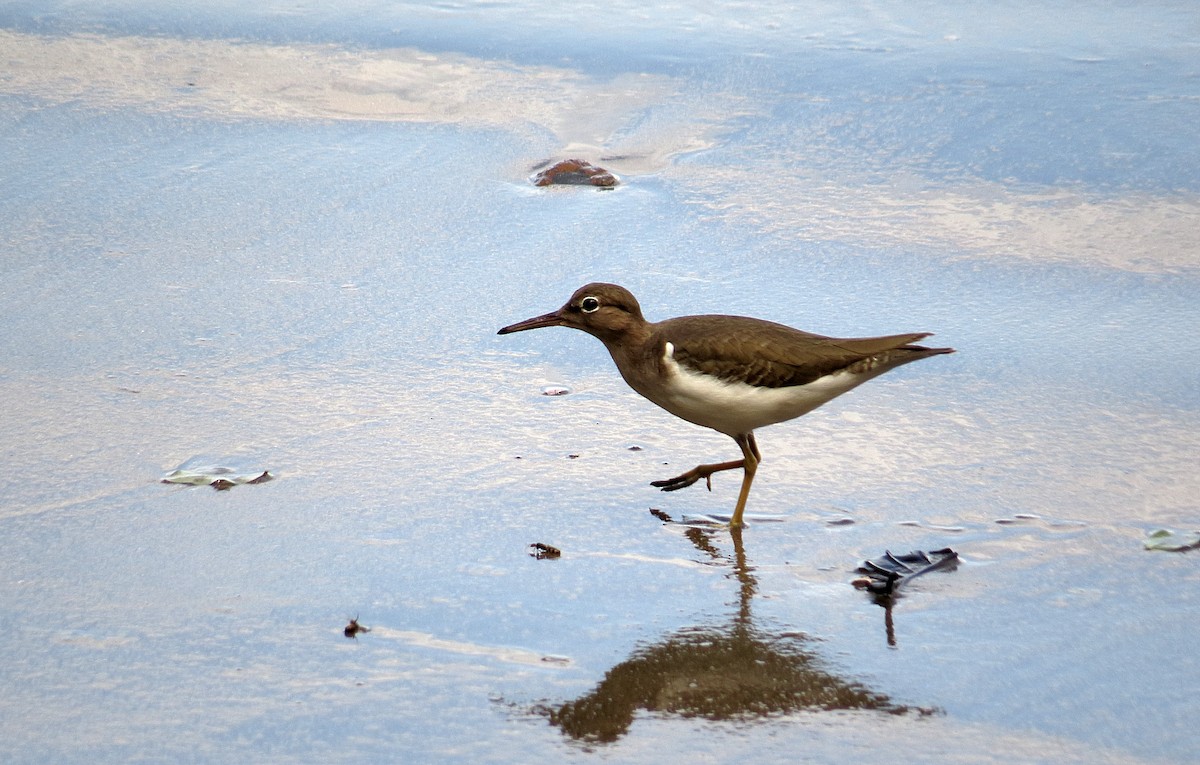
[1,4,1198,763]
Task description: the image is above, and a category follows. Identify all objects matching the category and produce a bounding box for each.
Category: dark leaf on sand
[854,548,958,597]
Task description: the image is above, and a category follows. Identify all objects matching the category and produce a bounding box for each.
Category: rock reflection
[541,526,919,744]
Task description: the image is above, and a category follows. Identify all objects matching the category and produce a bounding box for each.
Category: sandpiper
[498,283,953,528]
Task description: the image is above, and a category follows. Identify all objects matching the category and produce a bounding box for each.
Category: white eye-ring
[580,296,601,313]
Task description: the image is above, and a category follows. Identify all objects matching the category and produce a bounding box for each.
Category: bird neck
[596,320,659,383]
[585,311,651,347]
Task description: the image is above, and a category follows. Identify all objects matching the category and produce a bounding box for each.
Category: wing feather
[657,315,946,388]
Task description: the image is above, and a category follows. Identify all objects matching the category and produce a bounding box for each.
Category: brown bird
[498,283,953,528]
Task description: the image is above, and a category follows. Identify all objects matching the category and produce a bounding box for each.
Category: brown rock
[532,159,618,187]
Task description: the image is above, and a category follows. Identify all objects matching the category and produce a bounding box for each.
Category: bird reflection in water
[537,522,931,744]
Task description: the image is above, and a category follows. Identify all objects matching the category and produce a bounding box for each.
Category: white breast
[638,341,867,437]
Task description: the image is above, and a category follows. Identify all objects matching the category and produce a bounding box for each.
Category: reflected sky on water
[1,2,1198,763]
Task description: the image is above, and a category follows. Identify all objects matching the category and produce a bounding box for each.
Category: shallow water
[1,2,1198,763]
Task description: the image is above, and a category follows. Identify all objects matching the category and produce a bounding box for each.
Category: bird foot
[650,470,709,492]
[651,459,744,493]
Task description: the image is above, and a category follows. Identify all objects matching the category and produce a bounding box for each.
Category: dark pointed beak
[497,309,567,335]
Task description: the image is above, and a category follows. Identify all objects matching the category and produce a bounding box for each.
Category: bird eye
[580,296,601,313]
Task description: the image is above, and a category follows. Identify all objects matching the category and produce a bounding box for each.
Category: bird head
[498,283,646,344]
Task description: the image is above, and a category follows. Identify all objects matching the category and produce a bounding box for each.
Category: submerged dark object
[854,548,959,597]
[344,616,370,638]
[529,542,561,559]
[531,159,618,187]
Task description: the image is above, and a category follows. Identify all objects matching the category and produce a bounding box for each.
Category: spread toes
[651,473,702,492]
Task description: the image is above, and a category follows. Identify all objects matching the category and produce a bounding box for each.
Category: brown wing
[658,314,949,388]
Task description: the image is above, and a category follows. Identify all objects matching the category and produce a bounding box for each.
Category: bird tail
[846,342,954,378]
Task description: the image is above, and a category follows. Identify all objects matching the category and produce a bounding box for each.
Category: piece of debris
[853,548,958,597]
[994,513,1042,525]
[1144,528,1200,552]
[161,465,273,490]
[541,386,571,396]
[529,542,561,559]
[344,616,370,638]
[531,159,618,187]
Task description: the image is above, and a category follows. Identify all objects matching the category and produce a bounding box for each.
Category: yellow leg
[729,433,758,529]
[651,432,761,528]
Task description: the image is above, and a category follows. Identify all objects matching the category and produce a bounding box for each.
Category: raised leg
[651,432,761,529]
[651,458,745,492]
